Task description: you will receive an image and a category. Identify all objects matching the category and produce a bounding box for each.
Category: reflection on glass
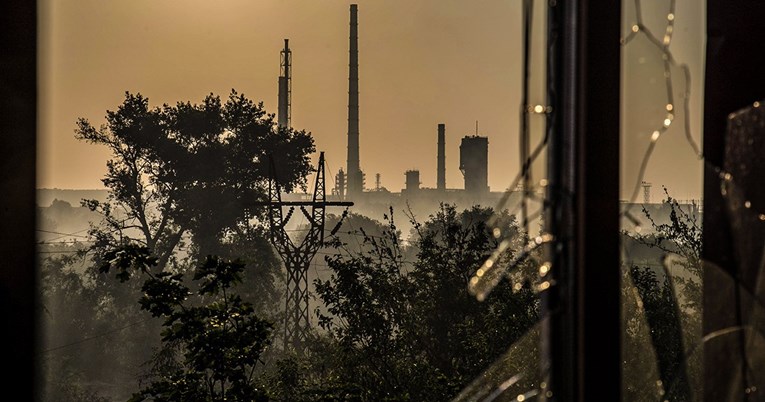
[620,0,705,401]
[704,103,765,400]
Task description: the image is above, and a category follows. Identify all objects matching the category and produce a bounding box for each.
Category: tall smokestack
[347,4,362,194]
[437,123,446,191]
[278,39,291,129]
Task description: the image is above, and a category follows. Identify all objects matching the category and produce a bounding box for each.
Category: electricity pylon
[267,152,353,352]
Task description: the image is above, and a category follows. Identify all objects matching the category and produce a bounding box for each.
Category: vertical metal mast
[267,153,353,352]
[278,39,291,129]
[347,4,361,194]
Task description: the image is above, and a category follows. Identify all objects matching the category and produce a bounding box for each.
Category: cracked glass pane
[458,0,551,399]
[621,0,705,400]
[703,103,765,400]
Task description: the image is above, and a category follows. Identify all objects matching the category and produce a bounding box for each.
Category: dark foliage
[99,246,273,401]
[77,90,315,269]
[308,205,540,400]
[39,250,158,401]
[622,191,702,401]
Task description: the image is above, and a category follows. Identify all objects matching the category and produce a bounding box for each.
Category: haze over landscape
[38,0,703,199]
[32,2,722,400]
[39,0,526,194]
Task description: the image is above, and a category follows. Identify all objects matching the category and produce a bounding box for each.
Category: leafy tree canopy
[309,204,540,400]
[99,246,273,402]
[622,192,702,401]
[77,90,315,268]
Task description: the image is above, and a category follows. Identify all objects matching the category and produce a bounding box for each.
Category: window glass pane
[37,2,548,400]
[620,0,705,400]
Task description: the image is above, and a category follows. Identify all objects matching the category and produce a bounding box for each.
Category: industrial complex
[277,4,521,222]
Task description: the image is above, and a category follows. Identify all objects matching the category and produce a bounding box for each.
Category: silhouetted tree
[622,192,702,401]
[39,246,161,401]
[76,90,314,270]
[45,91,313,399]
[98,245,273,402]
[304,205,539,400]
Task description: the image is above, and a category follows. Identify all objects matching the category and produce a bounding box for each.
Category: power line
[37,229,89,238]
[38,240,95,245]
[37,227,95,244]
[42,317,154,353]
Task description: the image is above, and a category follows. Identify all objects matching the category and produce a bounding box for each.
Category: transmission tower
[641,181,652,204]
[267,152,353,352]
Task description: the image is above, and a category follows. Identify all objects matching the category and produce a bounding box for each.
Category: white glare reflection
[469,234,554,301]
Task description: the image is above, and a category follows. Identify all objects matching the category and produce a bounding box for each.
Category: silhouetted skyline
[38,0,704,200]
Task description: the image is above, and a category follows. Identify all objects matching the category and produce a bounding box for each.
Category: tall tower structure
[405,170,421,193]
[335,168,346,200]
[437,123,446,191]
[459,136,489,194]
[266,152,353,352]
[641,181,652,204]
[346,4,362,194]
[278,39,292,129]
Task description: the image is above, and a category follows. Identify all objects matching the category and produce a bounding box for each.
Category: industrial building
[459,135,489,195]
[276,4,519,229]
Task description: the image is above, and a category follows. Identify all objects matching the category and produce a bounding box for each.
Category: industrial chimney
[347,4,362,194]
[278,39,291,129]
[437,124,446,191]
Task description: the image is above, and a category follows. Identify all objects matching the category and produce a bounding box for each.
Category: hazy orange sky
[38,0,527,193]
[38,0,705,201]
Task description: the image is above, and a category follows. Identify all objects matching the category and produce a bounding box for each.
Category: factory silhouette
[280,4,522,224]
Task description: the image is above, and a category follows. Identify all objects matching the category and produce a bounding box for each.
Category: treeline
[38,92,702,401]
